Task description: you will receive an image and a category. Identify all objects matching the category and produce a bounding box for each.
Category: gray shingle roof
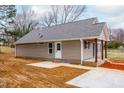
[15,18,106,44]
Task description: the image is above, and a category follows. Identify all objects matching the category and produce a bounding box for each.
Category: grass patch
[108,49,124,61]
[0,46,14,53]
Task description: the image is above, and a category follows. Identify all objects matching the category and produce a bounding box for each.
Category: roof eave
[15,36,99,45]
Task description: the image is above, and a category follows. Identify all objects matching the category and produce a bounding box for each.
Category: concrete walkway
[61,63,94,70]
[66,68,124,88]
[28,61,94,70]
[28,61,62,68]
[28,61,124,88]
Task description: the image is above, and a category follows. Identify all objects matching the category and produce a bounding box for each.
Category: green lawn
[108,49,124,61]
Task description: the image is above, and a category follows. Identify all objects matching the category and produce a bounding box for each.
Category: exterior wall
[83,42,94,60]
[97,40,102,59]
[99,30,106,41]
[83,40,104,60]
[16,43,55,58]
[98,24,110,41]
[16,40,81,63]
[62,40,81,60]
[16,39,104,65]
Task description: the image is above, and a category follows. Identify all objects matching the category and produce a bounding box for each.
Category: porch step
[83,62,97,67]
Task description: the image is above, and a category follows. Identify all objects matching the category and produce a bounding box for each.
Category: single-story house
[15,18,110,66]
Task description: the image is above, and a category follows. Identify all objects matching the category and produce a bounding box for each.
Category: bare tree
[111,29,124,44]
[40,12,54,27]
[116,29,124,44]
[41,5,86,27]
[12,6,39,38]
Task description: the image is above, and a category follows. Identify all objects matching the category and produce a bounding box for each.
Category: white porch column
[80,39,84,64]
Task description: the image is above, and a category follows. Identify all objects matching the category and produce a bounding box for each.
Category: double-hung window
[48,43,53,54]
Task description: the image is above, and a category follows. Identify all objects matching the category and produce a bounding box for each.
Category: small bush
[10,44,15,48]
[108,40,121,49]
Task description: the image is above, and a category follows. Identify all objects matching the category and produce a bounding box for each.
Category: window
[88,42,90,49]
[84,41,90,49]
[84,41,87,49]
[57,43,61,50]
[48,43,53,54]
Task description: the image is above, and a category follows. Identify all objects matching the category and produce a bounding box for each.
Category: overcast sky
[16,5,124,29]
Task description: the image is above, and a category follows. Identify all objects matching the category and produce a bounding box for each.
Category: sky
[16,5,124,29]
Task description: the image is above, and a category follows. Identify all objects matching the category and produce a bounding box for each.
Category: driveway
[66,68,124,88]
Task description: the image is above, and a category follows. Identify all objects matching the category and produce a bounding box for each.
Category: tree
[108,40,121,49]
[0,5,16,46]
[0,5,16,31]
[12,6,39,38]
[111,29,124,45]
[41,5,86,27]
[116,29,124,44]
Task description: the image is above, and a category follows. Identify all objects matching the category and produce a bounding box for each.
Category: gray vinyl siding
[83,41,103,60]
[16,40,102,62]
[83,43,94,60]
[62,40,81,60]
[16,40,81,61]
[97,40,102,59]
[16,43,55,58]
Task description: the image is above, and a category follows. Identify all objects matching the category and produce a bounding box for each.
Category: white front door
[55,42,62,59]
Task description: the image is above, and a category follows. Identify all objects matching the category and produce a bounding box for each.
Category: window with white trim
[84,41,90,49]
[48,43,53,54]
[57,43,61,50]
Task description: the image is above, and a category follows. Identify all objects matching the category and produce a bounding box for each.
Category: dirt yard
[0,53,87,88]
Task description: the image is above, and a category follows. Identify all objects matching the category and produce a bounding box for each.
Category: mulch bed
[100,62,124,71]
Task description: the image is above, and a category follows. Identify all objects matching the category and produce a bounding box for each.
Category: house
[15,18,110,66]
[0,31,19,46]
[0,31,12,46]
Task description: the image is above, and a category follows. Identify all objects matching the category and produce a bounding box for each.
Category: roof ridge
[42,17,98,29]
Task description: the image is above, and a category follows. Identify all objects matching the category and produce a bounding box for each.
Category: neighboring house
[0,31,19,46]
[15,18,110,66]
[0,31,12,46]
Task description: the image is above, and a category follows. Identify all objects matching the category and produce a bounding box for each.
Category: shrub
[10,44,15,48]
[108,40,121,49]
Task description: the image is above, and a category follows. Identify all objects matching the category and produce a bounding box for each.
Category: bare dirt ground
[0,53,87,88]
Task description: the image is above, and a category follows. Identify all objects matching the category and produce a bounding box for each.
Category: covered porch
[80,38,108,67]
